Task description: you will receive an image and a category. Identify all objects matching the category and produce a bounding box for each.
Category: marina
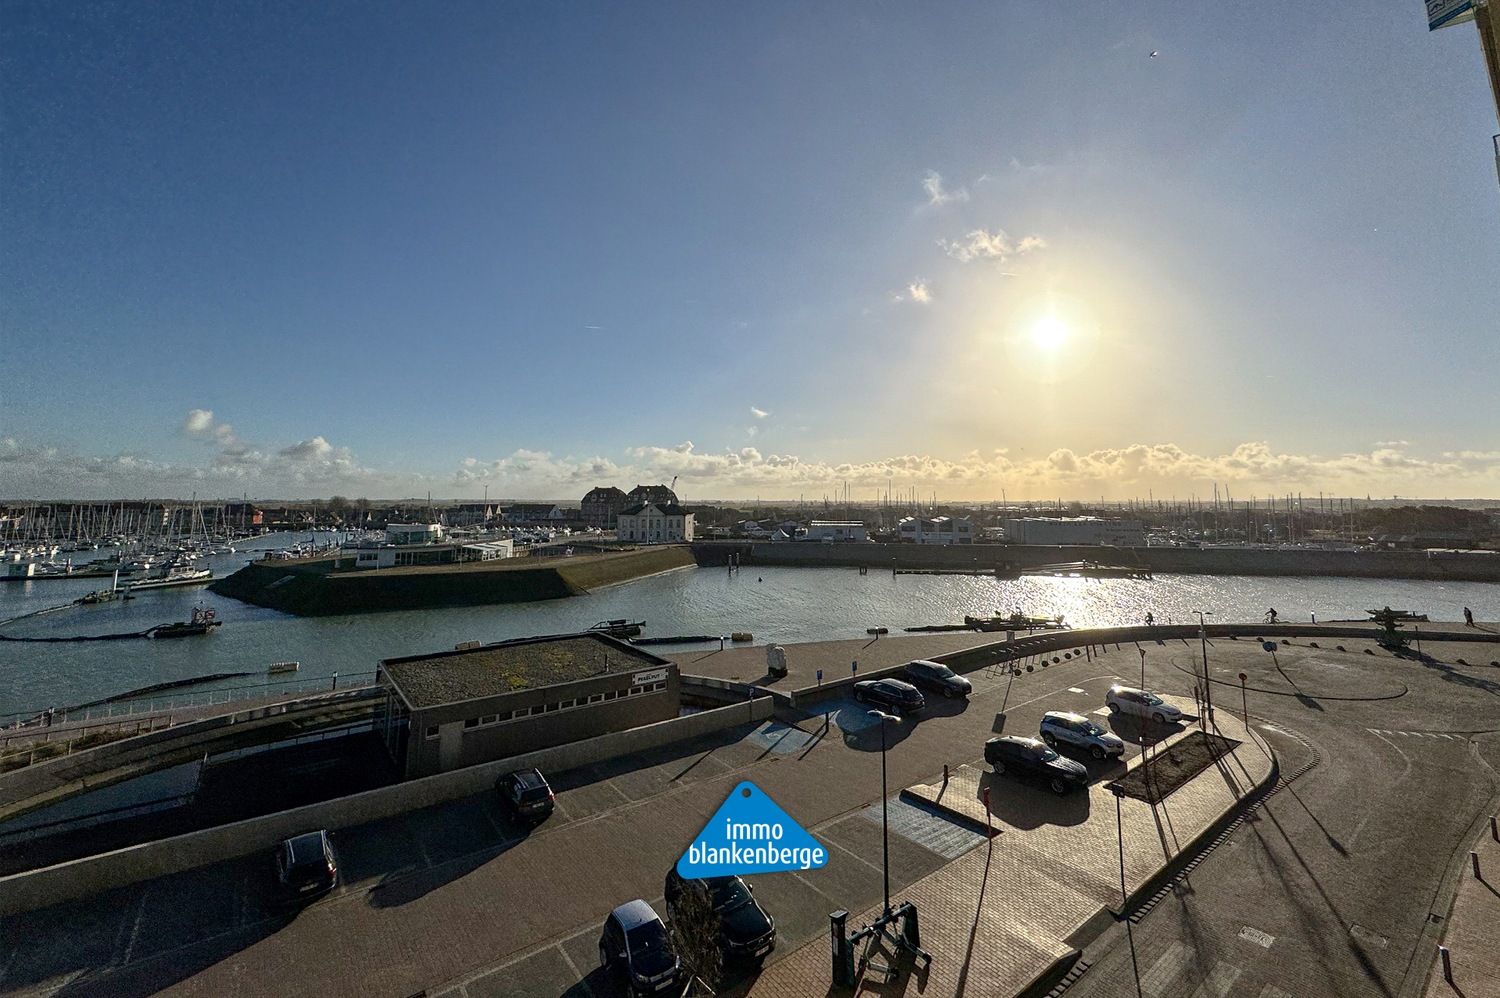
[3,539,1499,723]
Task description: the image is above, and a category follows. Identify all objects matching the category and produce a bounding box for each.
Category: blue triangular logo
[677,781,828,877]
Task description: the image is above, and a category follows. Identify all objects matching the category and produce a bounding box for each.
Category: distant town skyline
[3,3,1497,501]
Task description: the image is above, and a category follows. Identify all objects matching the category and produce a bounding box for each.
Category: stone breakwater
[211,546,696,616]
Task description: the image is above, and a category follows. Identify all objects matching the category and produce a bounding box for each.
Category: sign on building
[1426,0,1474,30]
[632,668,669,686]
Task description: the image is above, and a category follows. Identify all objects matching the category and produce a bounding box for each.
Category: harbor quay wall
[0,694,774,917]
[211,546,696,615]
[689,541,1500,582]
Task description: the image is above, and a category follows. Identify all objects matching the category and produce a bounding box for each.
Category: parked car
[496,767,556,822]
[599,900,683,996]
[852,677,925,715]
[984,736,1088,795]
[274,829,338,903]
[1039,711,1126,760]
[901,659,972,699]
[1105,685,1185,725]
[664,869,777,964]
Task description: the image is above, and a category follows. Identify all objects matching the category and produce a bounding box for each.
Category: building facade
[805,520,869,542]
[581,487,630,528]
[377,634,680,778]
[618,503,695,543]
[1002,517,1146,546]
[896,516,975,545]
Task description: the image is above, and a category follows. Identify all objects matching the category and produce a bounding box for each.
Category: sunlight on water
[3,558,1497,717]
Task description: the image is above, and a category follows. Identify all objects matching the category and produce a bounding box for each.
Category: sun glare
[1030,315,1069,351]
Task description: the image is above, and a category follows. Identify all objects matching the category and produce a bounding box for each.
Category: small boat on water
[268,661,301,674]
[150,606,222,639]
[589,618,645,638]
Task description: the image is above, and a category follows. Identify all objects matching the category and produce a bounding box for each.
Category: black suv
[852,677,925,715]
[274,829,338,903]
[901,659,972,699]
[984,736,1089,795]
[665,869,776,964]
[497,768,556,822]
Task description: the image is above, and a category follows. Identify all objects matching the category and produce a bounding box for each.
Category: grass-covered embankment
[211,546,695,616]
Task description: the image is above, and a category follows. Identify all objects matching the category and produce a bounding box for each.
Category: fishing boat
[589,618,645,638]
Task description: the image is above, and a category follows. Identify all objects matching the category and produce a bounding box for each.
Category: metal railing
[1,670,379,730]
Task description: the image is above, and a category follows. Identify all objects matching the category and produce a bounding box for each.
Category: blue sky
[3,1,1498,500]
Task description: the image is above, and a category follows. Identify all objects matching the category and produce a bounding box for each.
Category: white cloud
[750,407,770,419]
[7,430,1500,502]
[892,280,933,305]
[183,409,216,435]
[922,170,968,207]
[940,228,1047,263]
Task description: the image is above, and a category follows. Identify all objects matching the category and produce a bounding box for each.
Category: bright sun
[1029,315,1070,351]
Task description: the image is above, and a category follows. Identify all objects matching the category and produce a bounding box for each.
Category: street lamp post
[1195,610,1214,725]
[869,709,900,916]
[1112,785,1144,998]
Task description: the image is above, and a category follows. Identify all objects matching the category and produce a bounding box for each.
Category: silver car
[1039,711,1126,760]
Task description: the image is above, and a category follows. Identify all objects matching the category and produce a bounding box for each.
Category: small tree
[669,882,724,994]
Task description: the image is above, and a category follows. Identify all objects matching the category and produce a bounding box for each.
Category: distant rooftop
[381,633,671,710]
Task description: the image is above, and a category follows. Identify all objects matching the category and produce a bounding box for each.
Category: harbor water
[3,535,1498,719]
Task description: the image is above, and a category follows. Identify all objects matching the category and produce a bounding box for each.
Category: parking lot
[1,640,1165,998]
[7,631,1491,998]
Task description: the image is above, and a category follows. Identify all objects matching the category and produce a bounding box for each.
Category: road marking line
[1092,707,1112,716]
[824,834,888,877]
[1140,940,1189,995]
[1068,687,1086,694]
[121,884,150,966]
[556,944,595,998]
[1188,962,1241,998]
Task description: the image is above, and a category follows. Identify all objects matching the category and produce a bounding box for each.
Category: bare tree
[668,881,723,994]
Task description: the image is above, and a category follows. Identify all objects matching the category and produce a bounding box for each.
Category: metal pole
[1115,789,1144,998]
[881,719,891,916]
[1196,611,1214,723]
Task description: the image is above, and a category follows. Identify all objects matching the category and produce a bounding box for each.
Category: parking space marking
[1187,961,1241,998]
[823,834,887,878]
[1068,687,1086,694]
[1091,707,1112,716]
[120,883,151,966]
[555,944,595,998]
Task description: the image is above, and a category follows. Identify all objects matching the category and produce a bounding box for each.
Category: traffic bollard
[1491,814,1498,842]
[1472,851,1482,878]
[1440,944,1453,982]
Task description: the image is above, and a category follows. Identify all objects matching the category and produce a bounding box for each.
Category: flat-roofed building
[896,515,974,545]
[805,520,868,542]
[1002,517,1146,546]
[377,633,680,777]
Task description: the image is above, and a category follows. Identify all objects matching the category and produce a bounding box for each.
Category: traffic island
[747,703,1275,998]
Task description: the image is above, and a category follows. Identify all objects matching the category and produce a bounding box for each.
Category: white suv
[1105,685,1184,726]
[1039,711,1126,760]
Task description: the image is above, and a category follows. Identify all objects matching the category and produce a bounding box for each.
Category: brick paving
[1424,823,1500,998]
[746,703,1272,997]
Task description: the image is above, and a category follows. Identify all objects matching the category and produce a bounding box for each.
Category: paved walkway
[1424,820,1500,998]
[747,701,1273,998]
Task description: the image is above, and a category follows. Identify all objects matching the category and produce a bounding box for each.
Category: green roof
[382,633,671,710]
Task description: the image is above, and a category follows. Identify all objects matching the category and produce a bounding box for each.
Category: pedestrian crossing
[1367,727,1466,741]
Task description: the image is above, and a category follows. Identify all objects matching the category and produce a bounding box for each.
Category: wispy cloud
[892,280,932,304]
[921,170,968,207]
[750,406,770,419]
[940,228,1047,263]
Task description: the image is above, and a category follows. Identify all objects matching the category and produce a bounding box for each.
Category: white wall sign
[632,668,669,685]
